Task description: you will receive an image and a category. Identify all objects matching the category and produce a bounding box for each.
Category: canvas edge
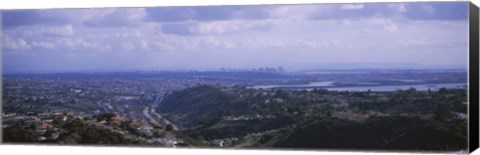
[469,1,480,153]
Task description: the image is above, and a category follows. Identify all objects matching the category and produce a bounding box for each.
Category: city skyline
[2,2,469,73]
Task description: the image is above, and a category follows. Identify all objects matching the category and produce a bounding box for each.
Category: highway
[143,95,179,130]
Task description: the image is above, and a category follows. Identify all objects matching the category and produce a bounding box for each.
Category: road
[142,95,179,131]
[142,96,162,126]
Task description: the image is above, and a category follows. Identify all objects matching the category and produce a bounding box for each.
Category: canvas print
[1,2,471,152]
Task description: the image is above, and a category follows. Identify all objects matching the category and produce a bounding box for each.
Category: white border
[0,0,479,155]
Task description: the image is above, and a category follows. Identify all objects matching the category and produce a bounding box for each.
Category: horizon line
[1,67,469,75]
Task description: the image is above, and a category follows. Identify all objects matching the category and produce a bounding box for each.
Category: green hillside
[272,116,467,151]
[156,84,467,150]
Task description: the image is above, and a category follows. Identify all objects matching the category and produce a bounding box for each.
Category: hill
[156,84,467,150]
[270,116,467,151]
[156,85,305,139]
[158,85,245,130]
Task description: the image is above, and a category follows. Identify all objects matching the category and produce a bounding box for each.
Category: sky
[1,2,470,73]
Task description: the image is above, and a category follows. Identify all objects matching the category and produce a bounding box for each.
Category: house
[51,132,60,140]
[130,121,145,128]
[38,136,47,141]
[38,124,53,130]
[139,124,153,131]
[211,139,224,147]
[86,120,101,127]
[43,119,54,125]
[52,112,62,116]
[38,113,50,117]
[2,113,16,117]
[36,124,53,135]
[112,115,125,125]
[152,136,177,147]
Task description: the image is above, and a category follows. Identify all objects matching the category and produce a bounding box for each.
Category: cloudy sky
[1,2,469,73]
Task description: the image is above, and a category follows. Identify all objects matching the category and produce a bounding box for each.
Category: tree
[434,103,453,121]
[53,117,65,126]
[95,113,116,122]
[29,123,38,130]
[3,125,38,142]
[166,124,174,131]
[438,88,448,94]
[43,126,55,139]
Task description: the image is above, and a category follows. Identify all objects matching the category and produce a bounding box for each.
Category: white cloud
[105,45,112,51]
[150,42,175,51]
[24,25,75,37]
[31,41,55,49]
[421,5,435,14]
[138,34,341,52]
[199,36,238,49]
[162,19,282,35]
[384,23,398,32]
[42,25,74,36]
[121,42,136,51]
[3,35,31,50]
[112,30,145,39]
[367,17,391,25]
[266,5,329,20]
[139,41,150,50]
[237,37,349,50]
[147,34,187,51]
[193,20,274,34]
[267,6,291,18]
[147,35,237,51]
[133,30,143,37]
[340,4,364,10]
[83,8,147,27]
[59,38,101,50]
[400,38,458,47]
[388,3,407,13]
